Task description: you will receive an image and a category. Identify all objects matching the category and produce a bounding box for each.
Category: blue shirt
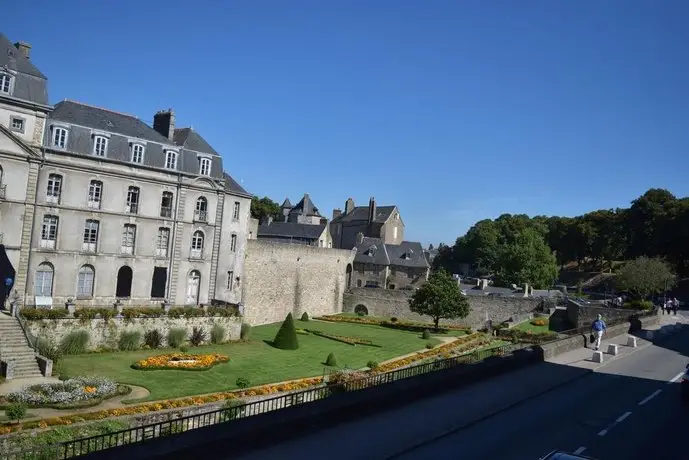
[592,319,606,331]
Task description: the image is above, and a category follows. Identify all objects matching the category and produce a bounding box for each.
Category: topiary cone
[273,312,299,350]
[325,352,338,367]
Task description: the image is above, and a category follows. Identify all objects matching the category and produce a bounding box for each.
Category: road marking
[638,389,662,406]
[669,371,685,383]
[573,447,587,455]
[599,411,633,436]
[598,428,608,436]
[616,411,632,423]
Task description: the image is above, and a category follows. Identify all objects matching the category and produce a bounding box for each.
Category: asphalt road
[229,328,689,460]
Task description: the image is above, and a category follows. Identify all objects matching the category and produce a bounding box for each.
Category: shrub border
[305,329,381,347]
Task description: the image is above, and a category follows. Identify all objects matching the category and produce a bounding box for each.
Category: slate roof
[353,237,391,265]
[257,222,326,240]
[51,100,170,143]
[387,241,429,268]
[0,34,46,79]
[173,128,219,156]
[222,172,250,196]
[281,198,292,208]
[332,205,396,224]
[289,193,321,217]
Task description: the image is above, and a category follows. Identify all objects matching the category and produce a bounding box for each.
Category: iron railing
[4,344,509,459]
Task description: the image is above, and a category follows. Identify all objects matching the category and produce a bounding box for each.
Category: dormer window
[93,136,108,156]
[199,157,211,176]
[52,127,68,149]
[0,73,11,94]
[165,150,178,170]
[130,143,145,164]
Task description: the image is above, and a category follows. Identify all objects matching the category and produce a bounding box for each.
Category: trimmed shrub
[74,308,114,321]
[59,330,90,355]
[366,360,379,369]
[118,331,142,351]
[179,345,189,353]
[167,328,186,348]
[236,377,251,389]
[21,309,66,320]
[425,342,435,349]
[273,313,299,350]
[5,403,27,422]
[530,318,548,327]
[36,338,62,364]
[300,312,310,322]
[143,329,163,349]
[240,323,252,341]
[189,327,207,346]
[421,329,431,340]
[390,317,399,323]
[325,352,338,367]
[210,324,225,344]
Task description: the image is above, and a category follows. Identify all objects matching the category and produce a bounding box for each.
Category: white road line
[616,411,632,423]
[598,429,608,436]
[573,446,587,455]
[669,371,685,383]
[638,389,662,406]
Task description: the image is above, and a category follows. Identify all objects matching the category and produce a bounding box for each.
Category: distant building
[330,197,404,250]
[257,193,332,247]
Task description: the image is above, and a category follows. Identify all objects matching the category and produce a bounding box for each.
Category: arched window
[190,230,204,258]
[35,263,54,297]
[186,270,201,304]
[76,265,95,297]
[116,266,133,298]
[195,197,208,222]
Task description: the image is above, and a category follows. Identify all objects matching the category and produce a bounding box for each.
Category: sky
[4,1,689,247]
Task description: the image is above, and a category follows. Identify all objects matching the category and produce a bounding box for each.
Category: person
[591,314,607,351]
[673,297,679,315]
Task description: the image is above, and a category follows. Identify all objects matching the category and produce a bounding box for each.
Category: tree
[409,270,470,329]
[273,313,299,350]
[493,228,559,289]
[615,256,677,300]
[250,196,282,222]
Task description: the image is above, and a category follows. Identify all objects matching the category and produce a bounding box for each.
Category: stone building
[350,234,429,290]
[0,34,251,309]
[257,193,332,247]
[330,197,404,250]
[280,193,323,225]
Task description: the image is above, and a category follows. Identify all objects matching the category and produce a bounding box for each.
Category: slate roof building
[258,193,332,247]
[330,197,404,250]
[351,234,429,290]
[0,33,251,309]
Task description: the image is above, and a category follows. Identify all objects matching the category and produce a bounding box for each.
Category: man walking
[591,314,607,351]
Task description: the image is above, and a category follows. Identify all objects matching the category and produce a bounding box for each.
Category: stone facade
[566,299,638,329]
[242,240,355,325]
[25,316,242,350]
[330,197,404,250]
[343,288,544,329]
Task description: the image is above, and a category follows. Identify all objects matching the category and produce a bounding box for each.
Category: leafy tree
[273,313,299,350]
[615,256,677,300]
[250,196,282,222]
[409,270,470,329]
[493,228,559,289]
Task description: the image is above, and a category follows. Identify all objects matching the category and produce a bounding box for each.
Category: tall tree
[615,256,677,300]
[250,196,282,222]
[493,227,559,289]
[409,270,470,329]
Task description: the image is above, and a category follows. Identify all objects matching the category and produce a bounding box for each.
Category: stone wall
[566,299,639,329]
[242,240,355,325]
[343,288,544,328]
[26,316,242,350]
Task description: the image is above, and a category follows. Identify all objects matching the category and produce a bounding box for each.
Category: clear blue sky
[5,1,689,247]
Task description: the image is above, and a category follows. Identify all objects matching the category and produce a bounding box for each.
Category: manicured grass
[514,318,550,334]
[58,320,448,402]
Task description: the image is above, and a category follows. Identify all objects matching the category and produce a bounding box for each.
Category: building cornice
[0,94,52,112]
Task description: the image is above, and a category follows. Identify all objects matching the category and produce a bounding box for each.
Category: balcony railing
[87,200,101,210]
[194,210,208,222]
[81,242,97,253]
[155,247,169,258]
[46,194,59,204]
[120,245,134,255]
[190,248,203,260]
[160,206,173,218]
[39,239,56,250]
[125,202,139,214]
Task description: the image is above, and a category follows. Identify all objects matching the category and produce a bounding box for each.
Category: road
[227,325,689,460]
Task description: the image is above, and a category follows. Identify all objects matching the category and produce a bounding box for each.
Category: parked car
[681,363,689,400]
[539,451,598,460]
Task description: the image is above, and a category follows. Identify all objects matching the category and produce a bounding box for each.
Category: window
[82,220,99,253]
[160,192,174,218]
[233,202,240,220]
[191,230,204,259]
[40,215,58,249]
[230,234,237,252]
[46,174,62,204]
[126,186,139,214]
[52,127,67,149]
[150,267,168,298]
[10,116,24,133]
[88,180,102,209]
[121,224,136,255]
[357,279,362,288]
[393,227,398,240]
[77,265,95,298]
[35,263,54,297]
[199,157,211,176]
[165,150,177,169]
[227,271,234,290]
[0,74,10,94]
[93,136,108,156]
[130,144,144,164]
[195,197,208,222]
[156,227,170,257]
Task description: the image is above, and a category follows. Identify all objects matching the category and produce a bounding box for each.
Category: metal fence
[4,344,509,460]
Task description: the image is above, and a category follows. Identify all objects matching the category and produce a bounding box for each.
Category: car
[539,451,599,460]
[681,363,689,400]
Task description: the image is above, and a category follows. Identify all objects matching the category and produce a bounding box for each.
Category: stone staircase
[0,313,42,379]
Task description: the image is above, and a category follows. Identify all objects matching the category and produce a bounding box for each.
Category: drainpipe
[22,150,45,307]
[166,173,183,301]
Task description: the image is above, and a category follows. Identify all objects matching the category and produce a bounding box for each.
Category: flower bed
[1,377,127,409]
[497,328,557,344]
[132,353,229,371]
[305,329,381,347]
[316,315,471,334]
[21,305,240,321]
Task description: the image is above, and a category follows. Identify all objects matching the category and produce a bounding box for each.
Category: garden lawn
[514,318,550,334]
[57,319,446,402]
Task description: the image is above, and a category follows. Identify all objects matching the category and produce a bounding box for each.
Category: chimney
[332,208,342,220]
[14,42,31,59]
[344,198,355,215]
[368,197,376,223]
[260,215,273,226]
[153,109,175,141]
[356,232,364,245]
